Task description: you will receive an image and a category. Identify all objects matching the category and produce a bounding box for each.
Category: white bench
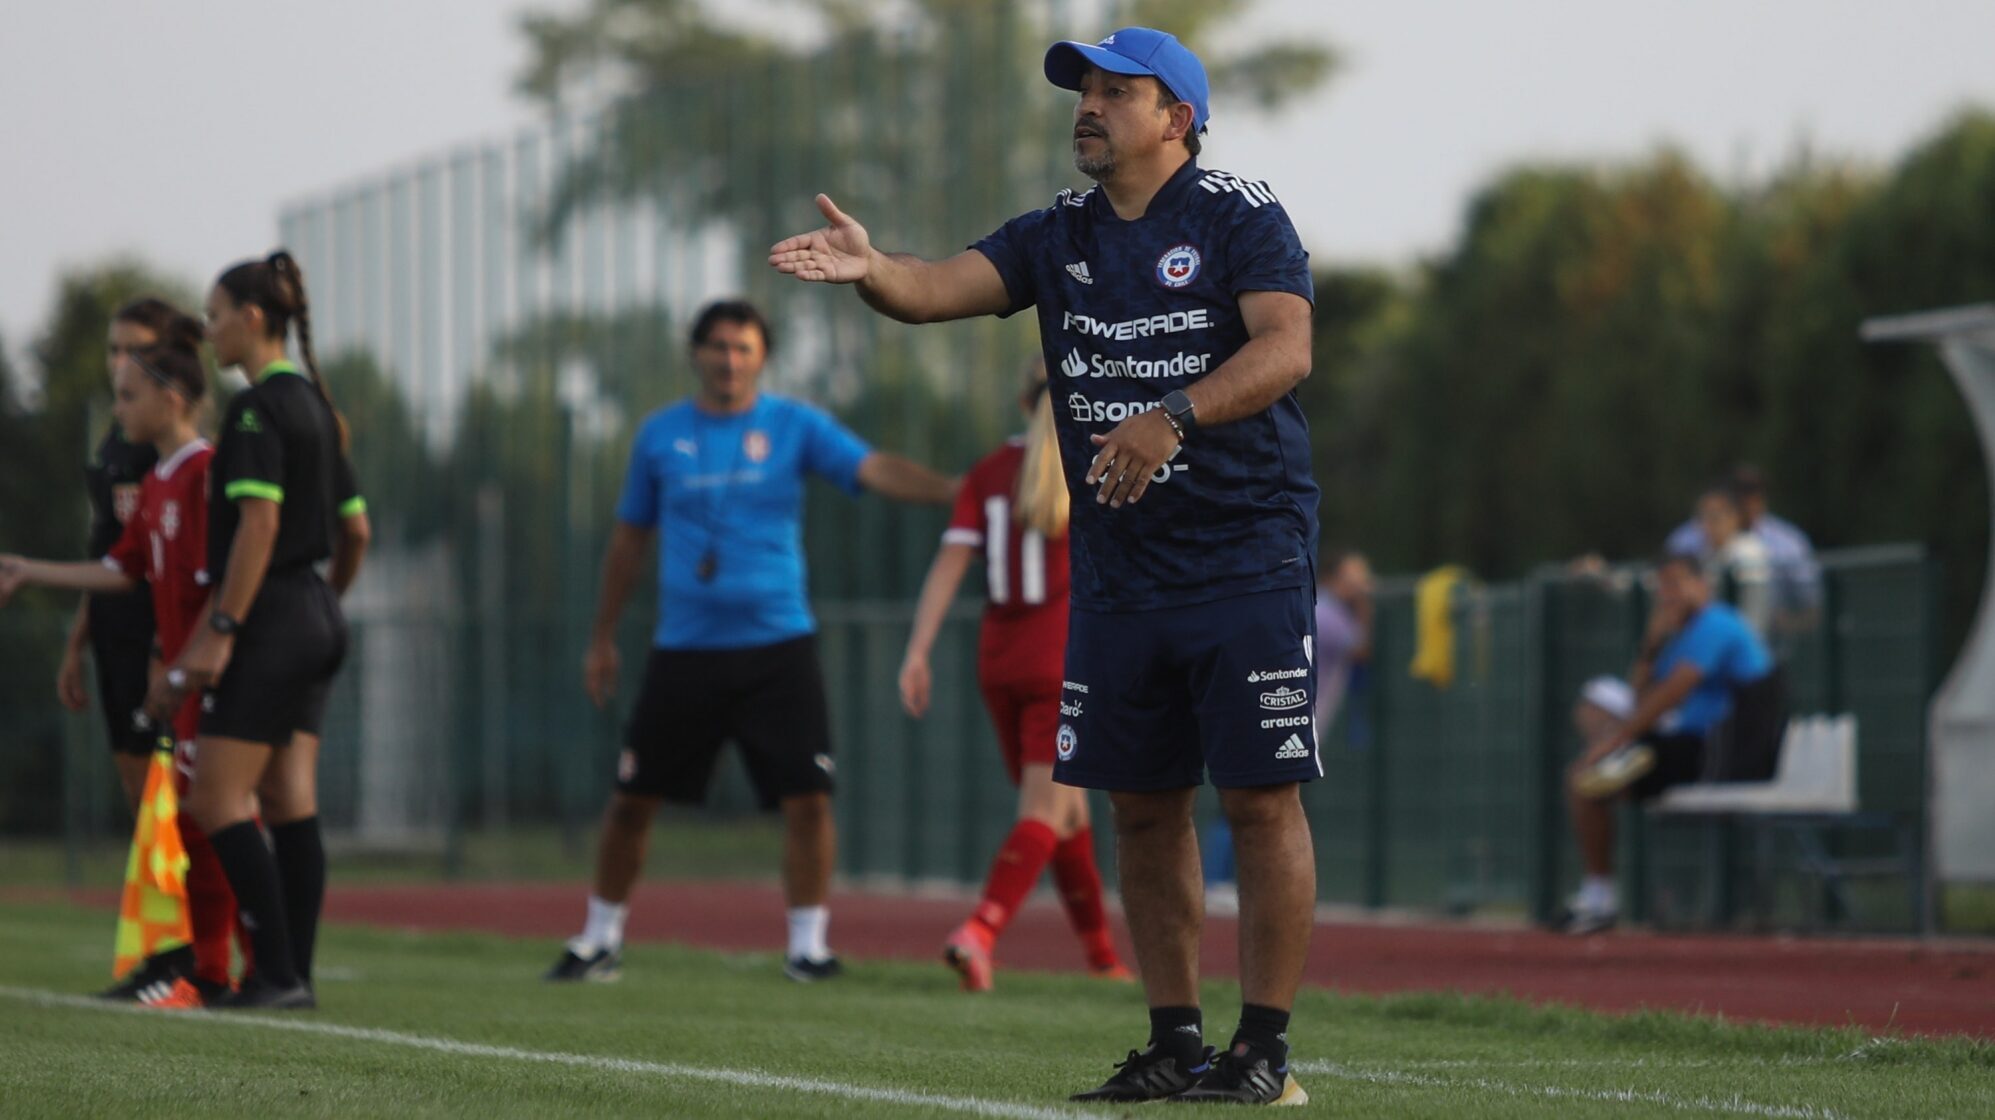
[1644,715,1924,931]
[1655,715,1857,814]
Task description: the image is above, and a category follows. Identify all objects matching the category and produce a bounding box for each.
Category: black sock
[207,821,299,988]
[1147,1005,1205,1066]
[1231,1003,1292,1064]
[270,817,327,984]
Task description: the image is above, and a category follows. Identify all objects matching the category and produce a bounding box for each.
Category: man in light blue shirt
[1560,553,1788,933]
[546,299,955,984]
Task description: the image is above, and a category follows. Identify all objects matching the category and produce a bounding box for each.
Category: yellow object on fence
[1409,566,1471,690]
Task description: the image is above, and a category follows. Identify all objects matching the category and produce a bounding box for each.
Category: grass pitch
[1,902,1990,1119]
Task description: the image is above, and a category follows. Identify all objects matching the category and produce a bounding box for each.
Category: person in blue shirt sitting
[1560,552,1790,934]
[544,299,956,984]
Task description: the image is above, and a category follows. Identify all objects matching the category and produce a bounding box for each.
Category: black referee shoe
[214,975,316,1011]
[545,944,622,983]
[1171,1047,1309,1106]
[1070,1044,1214,1103]
[98,945,193,1002]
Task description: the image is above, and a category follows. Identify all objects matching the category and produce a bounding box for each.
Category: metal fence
[30,547,1936,932]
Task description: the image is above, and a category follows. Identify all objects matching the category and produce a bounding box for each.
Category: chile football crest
[1155,244,1202,289]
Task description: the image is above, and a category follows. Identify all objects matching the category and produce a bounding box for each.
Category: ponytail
[1014,378,1069,538]
[218,249,350,449]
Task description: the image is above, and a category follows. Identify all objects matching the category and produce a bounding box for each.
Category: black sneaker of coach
[1171,1046,1310,1106]
[1070,1044,1215,1103]
[97,945,194,1002]
[782,955,844,983]
[545,943,623,983]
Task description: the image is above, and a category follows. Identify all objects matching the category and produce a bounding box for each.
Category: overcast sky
[4,0,1992,369]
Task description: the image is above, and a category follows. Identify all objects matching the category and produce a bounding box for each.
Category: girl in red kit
[0,310,248,1007]
[899,360,1128,992]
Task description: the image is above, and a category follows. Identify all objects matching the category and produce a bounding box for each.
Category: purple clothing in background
[1315,593,1361,729]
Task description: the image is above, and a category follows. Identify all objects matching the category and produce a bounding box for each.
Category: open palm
[768,194,872,284]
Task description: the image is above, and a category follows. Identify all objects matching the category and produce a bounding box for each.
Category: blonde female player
[898,361,1128,991]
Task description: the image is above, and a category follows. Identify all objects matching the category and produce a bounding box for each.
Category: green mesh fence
[4,8,1945,933]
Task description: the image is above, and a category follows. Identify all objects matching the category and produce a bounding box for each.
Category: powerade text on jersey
[972,160,1318,612]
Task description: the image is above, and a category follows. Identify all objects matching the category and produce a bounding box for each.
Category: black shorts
[1627,732,1708,802]
[618,635,835,809]
[199,569,347,747]
[1053,585,1321,792]
[87,588,155,756]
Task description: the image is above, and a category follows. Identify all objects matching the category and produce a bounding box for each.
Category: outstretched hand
[0,555,25,607]
[768,194,873,284]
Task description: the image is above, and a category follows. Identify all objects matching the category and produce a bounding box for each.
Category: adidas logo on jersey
[1275,734,1310,760]
[1197,171,1278,209]
[1065,261,1093,285]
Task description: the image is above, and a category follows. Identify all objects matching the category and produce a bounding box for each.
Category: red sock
[1051,828,1118,969]
[971,820,1059,939]
[180,820,241,986]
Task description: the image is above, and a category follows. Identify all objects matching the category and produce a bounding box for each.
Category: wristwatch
[1161,389,1197,435]
[208,610,240,636]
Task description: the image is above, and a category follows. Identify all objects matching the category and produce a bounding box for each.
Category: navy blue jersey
[973,160,1319,612]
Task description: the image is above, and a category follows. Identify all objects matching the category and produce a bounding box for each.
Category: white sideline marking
[1386,1057,1835,1070]
[0,987,1092,1120]
[1295,1059,1846,1119]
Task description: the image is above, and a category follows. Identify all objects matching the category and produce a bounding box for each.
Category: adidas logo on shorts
[1275,734,1310,761]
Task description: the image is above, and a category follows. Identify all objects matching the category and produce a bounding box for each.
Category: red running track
[25,881,1993,1037]
[313,880,1995,1039]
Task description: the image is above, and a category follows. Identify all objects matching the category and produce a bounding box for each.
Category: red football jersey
[105,439,213,678]
[944,439,1069,681]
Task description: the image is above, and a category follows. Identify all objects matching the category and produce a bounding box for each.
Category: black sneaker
[545,943,622,983]
[98,945,193,1002]
[1172,1047,1309,1106]
[783,955,844,983]
[1070,1045,1215,1103]
[213,975,316,1011]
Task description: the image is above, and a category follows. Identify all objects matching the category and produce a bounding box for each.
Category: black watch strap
[1162,389,1197,430]
[208,611,240,636]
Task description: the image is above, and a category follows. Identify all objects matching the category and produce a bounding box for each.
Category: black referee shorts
[617,634,835,810]
[199,569,348,748]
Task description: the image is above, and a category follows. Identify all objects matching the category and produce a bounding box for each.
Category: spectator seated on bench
[1555,553,1788,934]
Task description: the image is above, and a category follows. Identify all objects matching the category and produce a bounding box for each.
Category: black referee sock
[271,817,327,985]
[1230,1003,1292,1065]
[207,821,299,988]
[1147,1005,1205,1068]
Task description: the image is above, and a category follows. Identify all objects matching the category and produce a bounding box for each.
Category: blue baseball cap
[1044,27,1211,134]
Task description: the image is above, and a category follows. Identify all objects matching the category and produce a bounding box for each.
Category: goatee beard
[1074,147,1115,181]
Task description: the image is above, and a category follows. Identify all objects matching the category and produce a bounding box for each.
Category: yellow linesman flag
[112,742,192,978]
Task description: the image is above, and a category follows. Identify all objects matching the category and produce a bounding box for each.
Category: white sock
[576,895,627,952]
[787,905,830,962]
[1578,876,1617,913]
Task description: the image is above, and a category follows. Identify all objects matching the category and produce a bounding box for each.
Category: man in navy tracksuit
[772,27,1319,1106]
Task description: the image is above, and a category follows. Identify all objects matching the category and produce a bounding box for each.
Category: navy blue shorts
[1053,586,1322,791]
